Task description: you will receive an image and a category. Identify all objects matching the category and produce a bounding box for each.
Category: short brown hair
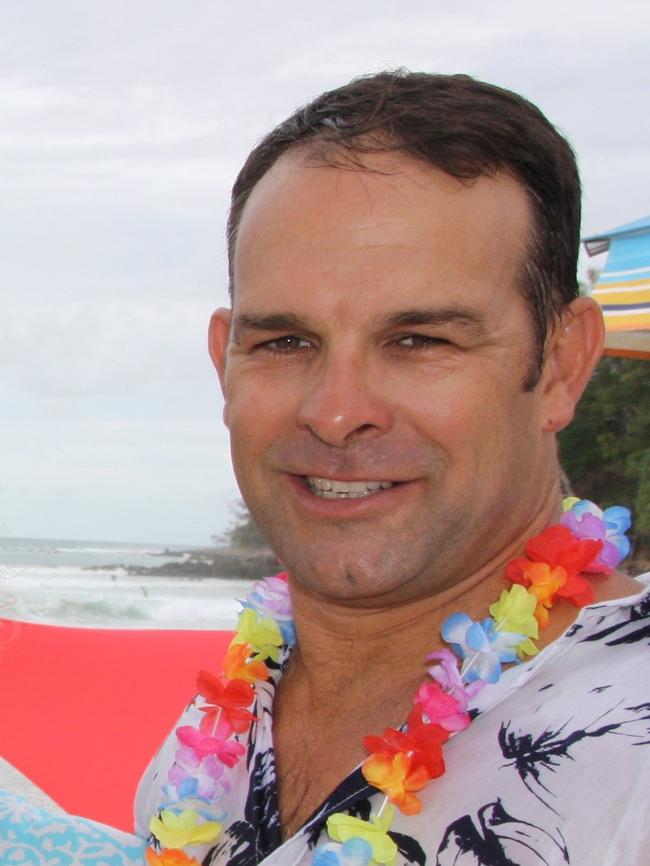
[227,70,581,388]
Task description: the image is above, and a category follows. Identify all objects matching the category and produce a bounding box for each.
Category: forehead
[232,149,532,321]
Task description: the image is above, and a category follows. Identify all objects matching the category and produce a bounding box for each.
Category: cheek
[405,383,486,443]
[226,383,290,460]
[403,375,534,469]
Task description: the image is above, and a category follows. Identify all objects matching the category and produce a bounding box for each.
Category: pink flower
[246,574,292,617]
[414,681,471,731]
[168,745,200,780]
[176,725,245,768]
[167,747,230,799]
[426,649,484,710]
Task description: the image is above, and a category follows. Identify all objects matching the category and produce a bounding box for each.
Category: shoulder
[594,569,648,603]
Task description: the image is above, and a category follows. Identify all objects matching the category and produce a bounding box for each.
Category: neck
[281,485,640,713]
[286,487,565,702]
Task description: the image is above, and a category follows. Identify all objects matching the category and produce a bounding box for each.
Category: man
[137,72,649,865]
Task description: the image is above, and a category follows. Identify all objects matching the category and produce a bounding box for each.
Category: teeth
[307,477,394,499]
[311,477,333,491]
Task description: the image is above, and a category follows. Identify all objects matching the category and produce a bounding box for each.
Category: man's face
[211,150,559,604]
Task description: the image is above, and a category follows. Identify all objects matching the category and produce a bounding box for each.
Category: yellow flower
[327,805,397,865]
[489,585,539,658]
[489,585,538,639]
[515,636,539,659]
[562,496,580,512]
[149,809,221,850]
[231,609,283,661]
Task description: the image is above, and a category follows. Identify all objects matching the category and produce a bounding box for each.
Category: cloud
[1,0,647,542]
[0,294,222,400]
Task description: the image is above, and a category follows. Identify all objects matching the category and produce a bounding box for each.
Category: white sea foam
[0,565,248,630]
[0,537,251,630]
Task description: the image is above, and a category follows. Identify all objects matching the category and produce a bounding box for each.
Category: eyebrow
[231,305,489,341]
[231,313,306,343]
[382,306,488,336]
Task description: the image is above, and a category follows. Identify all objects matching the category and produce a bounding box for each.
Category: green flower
[231,608,283,661]
[327,805,397,865]
[489,585,538,643]
[149,809,221,849]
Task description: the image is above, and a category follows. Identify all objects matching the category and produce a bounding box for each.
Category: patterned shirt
[136,575,650,866]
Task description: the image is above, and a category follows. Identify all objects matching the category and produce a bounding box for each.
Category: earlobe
[208,308,232,396]
[540,297,604,432]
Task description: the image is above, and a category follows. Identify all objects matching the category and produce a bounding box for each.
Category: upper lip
[308,473,393,480]
[288,471,407,483]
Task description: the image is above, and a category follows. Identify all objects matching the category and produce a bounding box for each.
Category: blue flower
[441,613,523,684]
[602,505,632,559]
[313,850,341,866]
[564,499,632,567]
[312,838,373,866]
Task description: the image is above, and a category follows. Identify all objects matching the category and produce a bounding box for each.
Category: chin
[269,540,426,603]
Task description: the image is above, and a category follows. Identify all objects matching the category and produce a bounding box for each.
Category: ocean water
[0,536,250,630]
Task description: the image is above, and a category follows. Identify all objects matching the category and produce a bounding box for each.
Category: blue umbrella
[583,214,650,358]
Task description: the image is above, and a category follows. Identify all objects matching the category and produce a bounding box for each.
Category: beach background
[0,535,250,630]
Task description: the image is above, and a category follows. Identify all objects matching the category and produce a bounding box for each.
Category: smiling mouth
[306,476,395,499]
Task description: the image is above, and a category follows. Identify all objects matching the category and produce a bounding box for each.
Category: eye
[394,333,451,350]
[258,334,312,353]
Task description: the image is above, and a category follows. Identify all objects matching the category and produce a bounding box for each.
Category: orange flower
[512,561,567,627]
[146,848,200,866]
[222,642,269,683]
[362,751,430,815]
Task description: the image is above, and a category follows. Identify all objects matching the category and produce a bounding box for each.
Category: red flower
[506,525,600,611]
[556,571,595,607]
[363,706,449,779]
[196,670,257,734]
[525,525,602,573]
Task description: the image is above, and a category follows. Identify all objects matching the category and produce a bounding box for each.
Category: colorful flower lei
[147,499,632,866]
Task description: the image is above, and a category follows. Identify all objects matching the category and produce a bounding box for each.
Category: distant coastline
[96,545,281,581]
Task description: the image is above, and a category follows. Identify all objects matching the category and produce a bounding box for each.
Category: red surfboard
[0,619,232,832]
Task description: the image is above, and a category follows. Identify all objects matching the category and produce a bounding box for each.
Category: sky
[1,0,648,545]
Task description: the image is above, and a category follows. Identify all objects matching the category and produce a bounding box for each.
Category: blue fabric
[600,232,650,277]
[0,790,145,865]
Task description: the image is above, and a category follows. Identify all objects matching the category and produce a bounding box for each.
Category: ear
[539,296,604,432]
[208,307,232,401]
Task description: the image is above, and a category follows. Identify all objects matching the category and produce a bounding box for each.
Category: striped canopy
[583,214,650,358]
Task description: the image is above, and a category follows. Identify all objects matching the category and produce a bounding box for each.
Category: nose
[296,351,393,447]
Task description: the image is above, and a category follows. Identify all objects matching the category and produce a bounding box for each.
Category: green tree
[219,501,269,550]
[559,357,650,557]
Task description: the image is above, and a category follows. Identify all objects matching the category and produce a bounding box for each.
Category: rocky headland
[124,545,281,581]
